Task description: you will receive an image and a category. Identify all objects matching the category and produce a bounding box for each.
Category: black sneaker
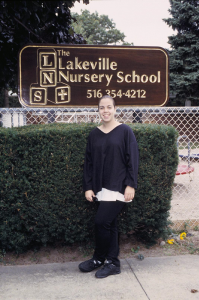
[78,258,103,272]
[95,260,121,278]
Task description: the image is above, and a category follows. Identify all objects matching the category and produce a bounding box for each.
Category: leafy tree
[0,0,88,106]
[164,0,199,106]
[71,10,133,45]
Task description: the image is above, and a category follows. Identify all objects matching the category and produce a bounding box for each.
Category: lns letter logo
[30,48,71,105]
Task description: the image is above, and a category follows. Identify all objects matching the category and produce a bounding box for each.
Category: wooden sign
[18,44,169,107]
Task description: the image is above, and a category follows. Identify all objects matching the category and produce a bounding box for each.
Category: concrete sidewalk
[0,255,199,300]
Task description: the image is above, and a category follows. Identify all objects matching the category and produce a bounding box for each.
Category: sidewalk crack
[125,258,150,300]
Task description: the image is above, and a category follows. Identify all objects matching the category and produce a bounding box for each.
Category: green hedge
[0,123,178,252]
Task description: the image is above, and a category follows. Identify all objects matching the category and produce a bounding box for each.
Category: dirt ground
[0,230,199,266]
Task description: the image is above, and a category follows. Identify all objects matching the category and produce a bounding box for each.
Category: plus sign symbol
[55,85,71,104]
[58,89,68,100]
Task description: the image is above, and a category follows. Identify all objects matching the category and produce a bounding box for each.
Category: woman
[79,95,139,278]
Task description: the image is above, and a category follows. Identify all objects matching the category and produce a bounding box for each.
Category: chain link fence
[1,106,199,231]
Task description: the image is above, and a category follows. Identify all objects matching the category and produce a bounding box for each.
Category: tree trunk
[4,89,9,108]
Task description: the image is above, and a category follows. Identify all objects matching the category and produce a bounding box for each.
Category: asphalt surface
[0,255,199,300]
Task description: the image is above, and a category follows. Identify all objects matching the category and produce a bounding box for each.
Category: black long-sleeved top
[83,124,139,195]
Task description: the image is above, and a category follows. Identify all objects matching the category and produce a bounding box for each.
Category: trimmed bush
[0,123,178,252]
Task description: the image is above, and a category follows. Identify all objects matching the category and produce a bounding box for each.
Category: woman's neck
[99,120,120,132]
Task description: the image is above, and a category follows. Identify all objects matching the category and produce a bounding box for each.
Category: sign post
[19,44,169,107]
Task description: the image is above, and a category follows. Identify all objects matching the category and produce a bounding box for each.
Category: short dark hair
[98,95,116,108]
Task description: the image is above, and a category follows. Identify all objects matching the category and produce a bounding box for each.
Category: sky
[71,0,175,49]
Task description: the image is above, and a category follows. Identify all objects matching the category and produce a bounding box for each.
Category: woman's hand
[124,186,135,202]
[85,190,95,202]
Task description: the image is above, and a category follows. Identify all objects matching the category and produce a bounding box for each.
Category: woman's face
[98,97,116,123]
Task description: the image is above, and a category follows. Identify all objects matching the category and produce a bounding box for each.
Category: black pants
[93,201,126,267]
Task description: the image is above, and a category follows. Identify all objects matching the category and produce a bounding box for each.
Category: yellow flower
[167,239,174,244]
[180,232,187,240]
